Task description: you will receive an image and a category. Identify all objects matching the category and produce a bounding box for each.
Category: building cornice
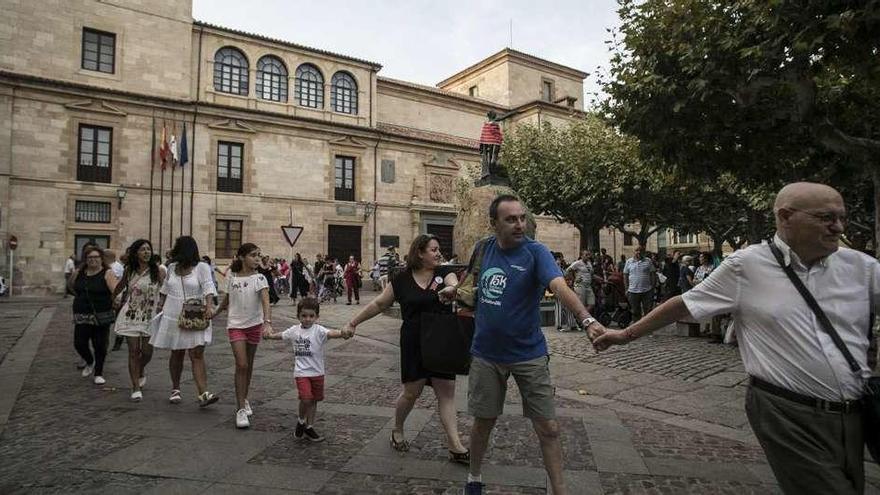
[377,77,499,112]
[0,70,481,152]
[437,48,589,88]
[193,21,383,70]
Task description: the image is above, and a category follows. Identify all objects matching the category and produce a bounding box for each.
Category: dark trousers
[746,385,864,494]
[346,282,359,303]
[74,324,109,375]
[627,290,654,321]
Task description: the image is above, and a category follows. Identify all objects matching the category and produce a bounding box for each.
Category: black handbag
[83,271,116,326]
[768,241,880,463]
[420,311,474,375]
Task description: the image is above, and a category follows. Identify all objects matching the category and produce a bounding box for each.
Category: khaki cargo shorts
[468,355,555,419]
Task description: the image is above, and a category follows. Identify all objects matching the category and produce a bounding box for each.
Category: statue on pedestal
[478,111,512,187]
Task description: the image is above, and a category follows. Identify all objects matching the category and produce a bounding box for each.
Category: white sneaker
[94,376,106,385]
[81,365,93,377]
[138,376,146,388]
[130,390,143,402]
[235,409,250,429]
[243,399,253,416]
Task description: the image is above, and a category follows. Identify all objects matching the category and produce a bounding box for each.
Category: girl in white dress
[150,236,219,407]
[113,239,165,401]
[213,243,273,429]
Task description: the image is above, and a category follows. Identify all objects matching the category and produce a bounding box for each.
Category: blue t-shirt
[472,237,563,364]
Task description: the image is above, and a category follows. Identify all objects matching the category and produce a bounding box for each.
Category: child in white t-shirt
[214,243,272,429]
[264,297,344,442]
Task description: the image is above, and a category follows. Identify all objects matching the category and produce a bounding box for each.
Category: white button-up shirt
[624,258,655,293]
[682,234,877,401]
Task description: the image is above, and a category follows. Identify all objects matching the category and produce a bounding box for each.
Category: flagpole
[180,120,184,239]
[170,122,177,246]
[159,127,165,254]
[149,114,156,243]
[189,114,197,235]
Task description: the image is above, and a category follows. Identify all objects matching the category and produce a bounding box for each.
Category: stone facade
[0,0,586,294]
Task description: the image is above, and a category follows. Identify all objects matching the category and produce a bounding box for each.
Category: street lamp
[116,186,127,208]
[362,202,376,221]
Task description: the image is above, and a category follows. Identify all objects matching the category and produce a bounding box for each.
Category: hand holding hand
[592,329,632,352]
[341,323,356,339]
[437,286,456,303]
[585,321,607,341]
[262,321,274,337]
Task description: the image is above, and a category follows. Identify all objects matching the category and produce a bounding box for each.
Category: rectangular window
[75,234,110,258]
[215,219,242,259]
[334,155,355,201]
[75,200,111,223]
[542,80,554,102]
[81,28,115,74]
[468,85,479,97]
[672,231,697,245]
[77,124,112,183]
[217,141,243,193]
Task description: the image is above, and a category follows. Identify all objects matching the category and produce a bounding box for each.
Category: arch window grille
[213,47,249,95]
[256,56,288,102]
[295,64,324,108]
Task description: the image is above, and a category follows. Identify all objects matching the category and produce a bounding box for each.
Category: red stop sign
[8,236,17,250]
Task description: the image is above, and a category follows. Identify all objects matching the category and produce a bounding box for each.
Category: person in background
[677,255,695,294]
[343,255,361,305]
[69,245,118,386]
[202,256,219,306]
[64,254,76,297]
[623,245,657,322]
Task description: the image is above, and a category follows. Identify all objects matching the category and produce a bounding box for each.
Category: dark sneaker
[295,421,305,439]
[303,426,324,442]
[465,481,484,495]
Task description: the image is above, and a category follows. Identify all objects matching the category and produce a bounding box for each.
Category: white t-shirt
[111,261,124,279]
[225,273,269,328]
[281,324,330,377]
[64,258,76,274]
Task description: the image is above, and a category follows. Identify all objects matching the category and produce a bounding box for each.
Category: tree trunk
[579,223,601,251]
[711,235,725,259]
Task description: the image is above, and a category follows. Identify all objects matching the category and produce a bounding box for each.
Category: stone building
[0,0,587,294]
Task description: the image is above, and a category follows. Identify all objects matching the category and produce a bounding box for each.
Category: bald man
[594,182,875,494]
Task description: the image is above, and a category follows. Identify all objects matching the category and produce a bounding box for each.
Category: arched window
[213,47,249,95]
[331,72,358,114]
[295,64,324,108]
[256,55,288,102]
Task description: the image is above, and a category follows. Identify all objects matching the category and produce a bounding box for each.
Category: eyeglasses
[86,256,102,260]
[788,208,848,226]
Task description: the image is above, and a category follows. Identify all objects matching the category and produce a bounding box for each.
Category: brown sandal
[448,449,470,465]
[390,431,409,452]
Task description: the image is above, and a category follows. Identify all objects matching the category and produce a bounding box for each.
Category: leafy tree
[603,0,880,245]
[503,116,682,248]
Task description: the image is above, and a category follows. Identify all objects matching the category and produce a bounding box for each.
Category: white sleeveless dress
[149,262,217,350]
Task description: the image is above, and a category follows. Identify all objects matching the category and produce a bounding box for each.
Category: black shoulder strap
[767,240,861,373]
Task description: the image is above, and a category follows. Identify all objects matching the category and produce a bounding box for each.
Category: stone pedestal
[453,185,536,259]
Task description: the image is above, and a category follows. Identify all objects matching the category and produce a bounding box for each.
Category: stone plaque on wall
[336,205,356,216]
[381,159,396,183]
[429,174,454,203]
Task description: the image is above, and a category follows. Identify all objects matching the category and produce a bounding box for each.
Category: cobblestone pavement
[0,301,45,365]
[1,293,878,494]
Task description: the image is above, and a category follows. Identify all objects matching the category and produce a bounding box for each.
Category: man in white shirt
[566,250,597,313]
[594,182,874,494]
[623,245,656,321]
[63,254,76,297]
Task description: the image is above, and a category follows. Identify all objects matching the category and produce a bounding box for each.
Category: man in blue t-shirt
[444,195,606,495]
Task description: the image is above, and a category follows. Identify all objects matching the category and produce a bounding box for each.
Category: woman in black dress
[344,234,469,463]
[68,244,118,385]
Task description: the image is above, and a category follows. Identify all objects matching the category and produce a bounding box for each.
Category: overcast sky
[192,0,621,107]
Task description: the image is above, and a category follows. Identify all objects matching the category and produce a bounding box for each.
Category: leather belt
[749,376,861,414]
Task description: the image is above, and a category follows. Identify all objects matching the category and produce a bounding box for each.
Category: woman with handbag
[150,236,219,407]
[343,234,470,463]
[69,245,118,385]
[343,255,361,305]
[113,239,165,401]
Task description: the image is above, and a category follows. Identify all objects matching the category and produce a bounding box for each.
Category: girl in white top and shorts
[214,243,273,429]
[150,236,218,407]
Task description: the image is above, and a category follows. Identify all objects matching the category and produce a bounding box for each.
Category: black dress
[391,266,456,384]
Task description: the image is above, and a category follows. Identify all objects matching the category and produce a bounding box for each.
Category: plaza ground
[1,293,879,494]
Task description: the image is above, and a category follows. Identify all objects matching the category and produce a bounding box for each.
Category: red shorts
[228,323,263,345]
[295,376,325,401]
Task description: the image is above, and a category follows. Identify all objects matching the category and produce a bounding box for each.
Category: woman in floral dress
[114,239,165,401]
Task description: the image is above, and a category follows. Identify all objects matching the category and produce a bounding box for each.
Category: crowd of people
[63,182,877,494]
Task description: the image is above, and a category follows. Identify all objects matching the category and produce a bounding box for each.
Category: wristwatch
[581,317,598,329]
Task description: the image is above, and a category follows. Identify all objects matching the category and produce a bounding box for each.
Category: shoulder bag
[177,266,209,331]
[80,270,116,326]
[768,240,880,463]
